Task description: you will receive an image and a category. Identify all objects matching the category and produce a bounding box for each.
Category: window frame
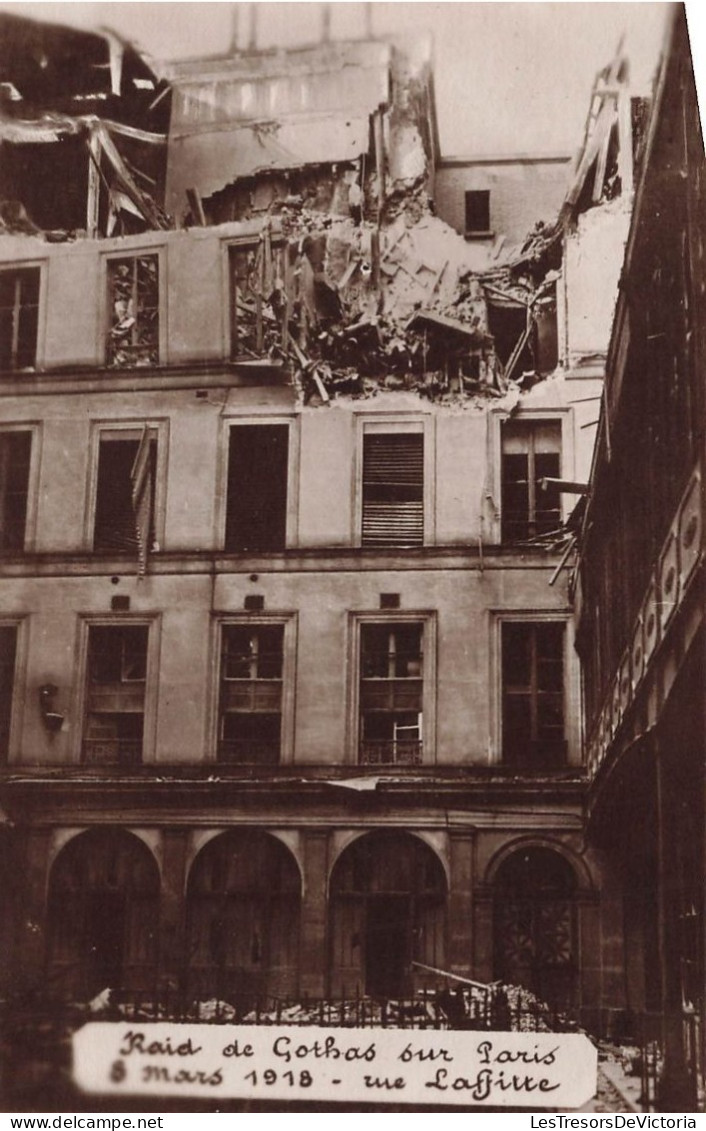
[84,419,168,554]
[210,613,298,766]
[487,408,571,545]
[222,233,288,362]
[0,422,41,554]
[217,416,299,553]
[101,245,166,368]
[354,415,435,549]
[74,614,161,766]
[490,609,579,768]
[348,610,437,766]
[0,263,44,372]
[0,617,25,764]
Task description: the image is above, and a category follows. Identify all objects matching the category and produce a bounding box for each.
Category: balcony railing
[82,739,142,765]
[359,740,423,765]
[217,740,280,765]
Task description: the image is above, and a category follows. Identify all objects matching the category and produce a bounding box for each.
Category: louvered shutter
[362,433,424,547]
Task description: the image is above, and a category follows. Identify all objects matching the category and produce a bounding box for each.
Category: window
[218,624,285,764]
[93,429,157,566]
[501,420,561,542]
[0,625,18,760]
[225,424,288,552]
[465,190,491,236]
[0,267,39,371]
[106,255,159,367]
[502,621,566,768]
[82,624,148,765]
[0,431,31,553]
[229,242,285,358]
[359,623,423,765]
[362,430,424,548]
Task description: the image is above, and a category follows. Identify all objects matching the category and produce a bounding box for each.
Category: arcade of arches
[22,827,610,1010]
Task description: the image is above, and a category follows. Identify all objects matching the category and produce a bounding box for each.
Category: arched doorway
[493,846,577,1007]
[329,832,447,999]
[47,828,159,998]
[186,831,300,1003]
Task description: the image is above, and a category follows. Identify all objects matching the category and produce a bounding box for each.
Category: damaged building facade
[0,5,687,1054]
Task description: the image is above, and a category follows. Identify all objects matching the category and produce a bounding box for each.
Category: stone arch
[186,829,301,1004]
[328,830,447,999]
[491,842,580,1009]
[47,827,160,998]
[484,835,594,892]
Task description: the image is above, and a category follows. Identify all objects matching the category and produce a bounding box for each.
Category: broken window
[106,255,159,367]
[0,267,39,370]
[0,625,17,760]
[362,431,424,548]
[225,424,288,552]
[465,189,491,236]
[229,241,285,358]
[501,420,561,542]
[218,624,284,764]
[93,431,157,561]
[0,430,31,553]
[83,624,148,765]
[359,623,423,765]
[502,621,566,768]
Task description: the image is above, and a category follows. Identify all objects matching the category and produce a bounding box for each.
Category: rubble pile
[227,198,560,407]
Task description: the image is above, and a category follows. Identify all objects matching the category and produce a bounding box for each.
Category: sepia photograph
[0,0,703,1116]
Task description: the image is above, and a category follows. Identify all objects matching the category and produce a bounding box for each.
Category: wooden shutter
[362,433,424,547]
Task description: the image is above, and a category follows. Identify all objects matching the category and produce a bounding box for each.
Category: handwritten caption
[73,1023,597,1107]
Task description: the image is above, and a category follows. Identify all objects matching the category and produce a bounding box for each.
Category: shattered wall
[561,198,632,371]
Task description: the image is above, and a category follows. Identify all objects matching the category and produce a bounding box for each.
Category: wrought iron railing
[81,739,142,765]
[359,739,423,765]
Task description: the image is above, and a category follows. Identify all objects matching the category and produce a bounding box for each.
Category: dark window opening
[218,624,284,764]
[501,420,561,542]
[359,623,423,765]
[83,623,148,765]
[94,434,156,555]
[362,432,424,548]
[0,625,17,760]
[465,189,491,235]
[0,430,31,553]
[502,621,566,768]
[106,255,159,368]
[225,424,288,552]
[0,267,39,371]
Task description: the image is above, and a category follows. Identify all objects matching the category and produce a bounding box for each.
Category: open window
[0,430,31,553]
[106,254,159,367]
[93,428,157,565]
[218,623,285,764]
[501,420,561,542]
[502,621,566,768]
[0,267,40,371]
[465,189,491,237]
[359,623,424,765]
[82,623,149,765]
[0,624,18,761]
[225,424,288,552]
[362,429,424,548]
